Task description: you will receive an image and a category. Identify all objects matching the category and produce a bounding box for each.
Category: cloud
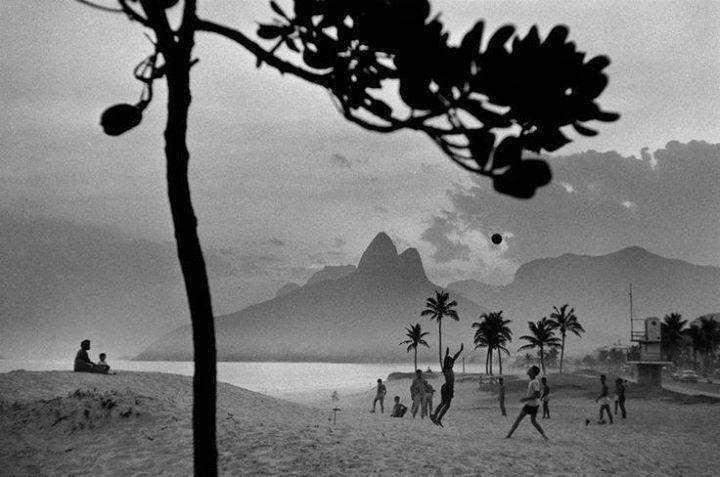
[433,140,720,267]
[269,237,285,247]
[420,213,472,263]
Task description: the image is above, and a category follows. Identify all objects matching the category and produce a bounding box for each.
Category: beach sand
[1,370,718,476]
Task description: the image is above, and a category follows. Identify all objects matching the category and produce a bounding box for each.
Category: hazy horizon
[2,1,719,360]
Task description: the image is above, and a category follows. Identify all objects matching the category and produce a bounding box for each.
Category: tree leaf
[459,99,512,128]
[486,25,515,54]
[270,0,288,19]
[257,23,285,40]
[492,136,522,169]
[572,122,598,137]
[467,130,495,168]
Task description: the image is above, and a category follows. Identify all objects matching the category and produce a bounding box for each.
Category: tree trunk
[539,347,546,375]
[438,319,443,369]
[165,56,217,476]
[560,333,566,373]
[414,347,417,372]
[497,348,502,375]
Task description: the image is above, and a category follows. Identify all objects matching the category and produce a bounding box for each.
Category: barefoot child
[430,343,463,426]
[391,396,407,417]
[596,374,613,424]
[541,376,550,419]
[505,365,548,440]
[97,353,111,373]
[371,378,387,413]
[614,377,627,419]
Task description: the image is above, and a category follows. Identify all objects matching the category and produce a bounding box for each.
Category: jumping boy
[430,343,463,426]
[596,374,613,424]
[370,378,387,413]
[505,365,548,440]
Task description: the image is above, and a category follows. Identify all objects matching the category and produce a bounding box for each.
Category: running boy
[430,343,463,426]
[505,365,548,440]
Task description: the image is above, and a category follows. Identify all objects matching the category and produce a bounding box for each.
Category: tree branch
[194,18,331,88]
[75,0,123,13]
[116,0,150,26]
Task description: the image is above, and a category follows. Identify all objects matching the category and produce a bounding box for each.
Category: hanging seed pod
[100,103,143,136]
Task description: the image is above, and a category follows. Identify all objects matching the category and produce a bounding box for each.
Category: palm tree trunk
[165,54,217,476]
[498,348,502,375]
[560,333,566,373]
[539,347,546,375]
[414,347,417,372]
[438,319,443,369]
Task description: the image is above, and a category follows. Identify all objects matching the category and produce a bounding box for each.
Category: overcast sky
[1,1,719,358]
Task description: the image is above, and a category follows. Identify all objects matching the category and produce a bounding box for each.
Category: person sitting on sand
[410,369,427,418]
[596,374,613,424]
[96,353,111,373]
[541,376,550,419]
[498,377,507,416]
[614,378,627,419]
[430,343,463,426]
[74,339,105,373]
[423,381,435,419]
[370,378,387,413]
[505,365,548,440]
[391,396,407,418]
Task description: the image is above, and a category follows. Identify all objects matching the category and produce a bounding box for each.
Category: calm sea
[0,359,488,403]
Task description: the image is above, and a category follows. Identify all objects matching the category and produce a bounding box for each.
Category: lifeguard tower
[627,286,670,386]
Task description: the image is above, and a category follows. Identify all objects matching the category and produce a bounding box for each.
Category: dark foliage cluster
[257,0,619,198]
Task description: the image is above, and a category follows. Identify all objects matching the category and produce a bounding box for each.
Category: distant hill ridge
[448,246,720,351]
[137,233,485,362]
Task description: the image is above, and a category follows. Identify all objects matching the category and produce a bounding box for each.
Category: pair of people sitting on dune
[74,339,111,374]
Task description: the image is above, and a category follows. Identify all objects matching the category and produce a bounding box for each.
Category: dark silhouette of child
[541,376,550,419]
[391,396,407,417]
[614,378,627,419]
[430,343,463,426]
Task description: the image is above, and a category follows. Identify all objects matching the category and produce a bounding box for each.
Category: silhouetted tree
[696,317,719,372]
[545,346,560,369]
[421,290,459,368]
[684,325,703,368]
[548,304,584,373]
[661,313,687,364]
[75,1,618,474]
[472,311,512,375]
[400,323,430,371]
[518,317,560,374]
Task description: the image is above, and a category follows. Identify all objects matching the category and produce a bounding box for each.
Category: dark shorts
[440,383,454,400]
[522,404,539,415]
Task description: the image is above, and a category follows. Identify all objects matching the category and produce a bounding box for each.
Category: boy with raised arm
[430,343,463,426]
[505,365,548,440]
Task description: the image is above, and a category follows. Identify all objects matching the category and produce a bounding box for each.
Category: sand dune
[1,370,718,476]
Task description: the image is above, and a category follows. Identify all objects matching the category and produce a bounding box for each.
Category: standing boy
[410,370,427,418]
[596,374,613,424]
[614,378,627,419]
[505,365,548,440]
[371,378,387,413]
[541,376,550,419]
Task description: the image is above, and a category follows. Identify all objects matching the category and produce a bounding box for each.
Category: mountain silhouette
[137,233,484,362]
[448,246,720,353]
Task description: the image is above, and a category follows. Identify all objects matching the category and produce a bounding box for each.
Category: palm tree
[421,290,459,368]
[548,304,584,373]
[400,323,430,371]
[661,313,687,363]
[518,317,561,375]
[684,325,703,368]
[697,316,719,372]
[472,321,492,374]
[472,311,512,375]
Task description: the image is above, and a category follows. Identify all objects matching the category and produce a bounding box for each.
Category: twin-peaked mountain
[136,233,485,362]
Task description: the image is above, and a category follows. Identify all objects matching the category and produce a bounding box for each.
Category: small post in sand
[332,407,341,425]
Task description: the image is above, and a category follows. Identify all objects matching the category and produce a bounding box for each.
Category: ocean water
[0,359,488,402]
